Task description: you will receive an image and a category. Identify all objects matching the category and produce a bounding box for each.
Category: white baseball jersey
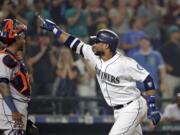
[66,37,149,106]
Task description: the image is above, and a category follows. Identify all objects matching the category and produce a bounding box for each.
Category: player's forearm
[145,90,156,96]
[53,28,84,56]
[57,31,69,44]
[0,82,18,112]
[0,82,11,97]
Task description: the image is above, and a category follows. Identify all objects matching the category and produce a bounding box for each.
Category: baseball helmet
[0,19,27,45]
[90,29,119,52]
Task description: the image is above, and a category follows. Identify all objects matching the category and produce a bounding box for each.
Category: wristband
[53,28,63,38]
[147,96,156,104]
[0,78,9,84]
[4,96,18,113]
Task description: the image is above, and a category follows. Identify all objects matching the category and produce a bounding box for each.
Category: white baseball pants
[109,96,147,135]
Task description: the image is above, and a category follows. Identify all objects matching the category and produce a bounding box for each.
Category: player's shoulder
[0,53,17,68]
[118,55,141,69]
[119,55,137,63]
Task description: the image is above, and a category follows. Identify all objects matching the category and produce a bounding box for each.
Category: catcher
[0,19,33,135]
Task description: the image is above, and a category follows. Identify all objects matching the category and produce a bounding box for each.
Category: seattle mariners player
[40,19,161,135]
[0,19,32,135]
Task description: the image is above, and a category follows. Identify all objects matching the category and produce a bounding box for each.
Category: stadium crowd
[0,0,180,126]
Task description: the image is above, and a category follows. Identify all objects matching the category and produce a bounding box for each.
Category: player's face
[92,42,105,56]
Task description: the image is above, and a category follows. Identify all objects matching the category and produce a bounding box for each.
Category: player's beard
[92,46,104,56]
[94,51,104,56]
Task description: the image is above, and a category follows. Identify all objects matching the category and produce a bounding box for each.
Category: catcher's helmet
[0,19,27,45]
[90,29,119,52]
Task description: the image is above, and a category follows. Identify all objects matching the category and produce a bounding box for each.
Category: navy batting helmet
[0,19,27,45]
[90,29,119,52]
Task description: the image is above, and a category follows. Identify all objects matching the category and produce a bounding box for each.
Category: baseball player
[41,19,161,135]
[0,19,32,135]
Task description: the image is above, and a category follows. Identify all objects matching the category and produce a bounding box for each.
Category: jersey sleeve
[81,44,99,67]
[64,35,98,68]
[125,58,149,82]
[0,54,13,81]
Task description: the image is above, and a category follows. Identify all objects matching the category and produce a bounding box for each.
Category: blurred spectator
[26,32,55,96]
[25,0,52,33]
[133,36,166,94]
[161,88,180,122]
[109,0,130,37]
[50,0,70,26]
[126,0,141,18]
[65,0,89,42]
[159,25,180,101]
[52,47,79,114]
[13,0,32,24]
[55,47,78,97]
[86,0,107,35]
[102,0,115,12]
[0,0,28,24]
[136,0,163,49]
[122,18,145,57]
[74,58,97,115]
[163,0,180,27]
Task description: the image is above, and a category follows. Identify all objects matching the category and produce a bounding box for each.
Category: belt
[113,101,133,110]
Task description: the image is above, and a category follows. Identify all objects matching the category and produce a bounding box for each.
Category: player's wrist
[146,96,157,111]
[4,96,18,113]
[146,95,156,104]
[53,27,63,38]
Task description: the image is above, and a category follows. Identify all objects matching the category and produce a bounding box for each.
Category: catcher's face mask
[0,19,27,45]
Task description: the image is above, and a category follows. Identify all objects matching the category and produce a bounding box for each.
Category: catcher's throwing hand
[12,112,24,129]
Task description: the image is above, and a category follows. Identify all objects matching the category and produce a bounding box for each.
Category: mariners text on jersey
[95,65,120,84]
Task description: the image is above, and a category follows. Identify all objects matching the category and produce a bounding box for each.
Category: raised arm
[40,19,98,68]
[40,19,84,56]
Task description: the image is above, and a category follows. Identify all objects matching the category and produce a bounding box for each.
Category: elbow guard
[64,35,84,57]
[143,75,155,91]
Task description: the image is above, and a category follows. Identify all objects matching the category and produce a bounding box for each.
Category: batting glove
[147,96,161,125]
[40,19,56,32]
[40,19,63,38]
